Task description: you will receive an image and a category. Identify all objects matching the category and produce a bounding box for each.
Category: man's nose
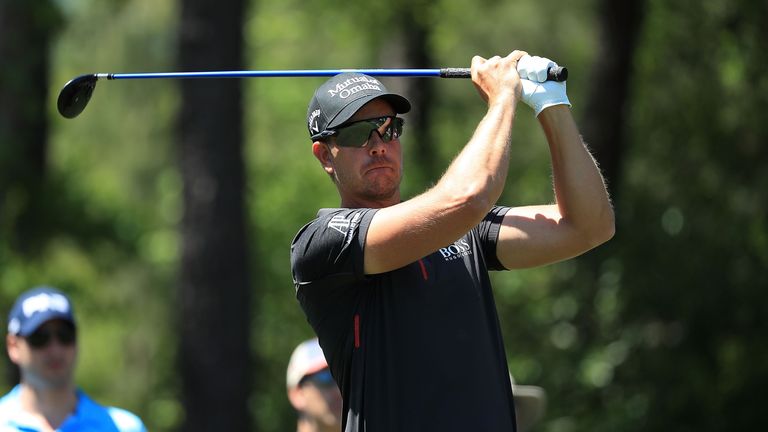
[367,131,387,155]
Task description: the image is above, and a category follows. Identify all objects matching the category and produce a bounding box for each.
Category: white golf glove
[517,55,571,116]
[517,55,555,83]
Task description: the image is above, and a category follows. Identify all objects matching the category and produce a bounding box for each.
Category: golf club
[57,66,568,119]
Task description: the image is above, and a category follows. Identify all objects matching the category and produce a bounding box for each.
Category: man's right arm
[363,51,528,275]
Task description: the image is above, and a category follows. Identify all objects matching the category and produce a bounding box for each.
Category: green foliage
[1,0,765,430]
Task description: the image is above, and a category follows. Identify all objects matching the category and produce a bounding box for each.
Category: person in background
[287,338,343,432]
[510,374,547,432]
[0,286,146,431]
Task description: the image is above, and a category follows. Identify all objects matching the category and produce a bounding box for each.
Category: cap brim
[327,93,411,129]
[18,313,75,336]
[287,360,329,389]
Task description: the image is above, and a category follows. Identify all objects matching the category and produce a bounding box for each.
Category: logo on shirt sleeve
[328,215,351,234]
[328,212,363,250]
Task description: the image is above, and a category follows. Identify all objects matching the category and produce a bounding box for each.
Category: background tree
[534,0,647,429]
[1,0,766,431]
[390,0,440,188]
[0,0,61,386]
[176,0,252,430]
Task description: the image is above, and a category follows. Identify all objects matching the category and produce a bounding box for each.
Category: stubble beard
[334,165,402,205]
[361,174,400,201]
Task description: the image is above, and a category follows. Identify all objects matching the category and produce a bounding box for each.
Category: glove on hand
[517,55,572,116]
[521,79,571,117]
[517,55,555,83]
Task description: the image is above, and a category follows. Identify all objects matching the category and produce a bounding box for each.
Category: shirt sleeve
[107,407,147,432]
[476,205,512,271]
[291,208,378,289]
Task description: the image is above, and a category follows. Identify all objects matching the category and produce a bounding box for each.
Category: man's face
[293,368,343,427]
[313,98,404,207]
[7,319,78,390]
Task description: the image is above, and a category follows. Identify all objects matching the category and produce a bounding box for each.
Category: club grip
[440,66,568,82]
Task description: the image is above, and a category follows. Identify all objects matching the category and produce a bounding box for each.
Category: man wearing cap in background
[286,338,343,432]
[291,50,613,431]
[510,375,547,432]
[0,286,146,431]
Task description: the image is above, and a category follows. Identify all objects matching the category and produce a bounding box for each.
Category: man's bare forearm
[538,105,615,244]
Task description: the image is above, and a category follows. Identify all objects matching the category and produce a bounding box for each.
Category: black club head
[57,74,98,119]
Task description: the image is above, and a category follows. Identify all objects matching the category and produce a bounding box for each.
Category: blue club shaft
[59,66,567,118]
[101,69,453,80]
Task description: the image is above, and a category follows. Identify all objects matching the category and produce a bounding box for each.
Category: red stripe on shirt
[354,314,360,348]
[418,259,429,280]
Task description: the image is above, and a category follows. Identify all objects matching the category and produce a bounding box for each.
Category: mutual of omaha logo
[327,76,382,99]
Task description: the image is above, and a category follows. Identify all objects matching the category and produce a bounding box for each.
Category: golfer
[291,51,614,431]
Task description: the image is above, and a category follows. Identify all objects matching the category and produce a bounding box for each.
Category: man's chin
[364,188,398,202]
[363,177,400,199]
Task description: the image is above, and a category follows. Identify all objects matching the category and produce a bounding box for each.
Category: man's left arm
[495,103,615,269]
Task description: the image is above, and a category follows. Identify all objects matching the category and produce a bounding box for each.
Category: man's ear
[6,334,20,364]
[312,142,335,177]
[288,386,307,411]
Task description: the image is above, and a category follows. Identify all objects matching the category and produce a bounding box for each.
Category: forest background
[1,0,766,430]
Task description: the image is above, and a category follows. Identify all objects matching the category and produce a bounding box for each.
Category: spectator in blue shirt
[0,286,146,431]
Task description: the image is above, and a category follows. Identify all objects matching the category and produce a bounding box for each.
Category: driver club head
[57,74,98,119]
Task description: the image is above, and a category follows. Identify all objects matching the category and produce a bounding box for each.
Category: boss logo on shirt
[438,239,472,261]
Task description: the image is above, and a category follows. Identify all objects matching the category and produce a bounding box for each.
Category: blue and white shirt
[0,385,146,432]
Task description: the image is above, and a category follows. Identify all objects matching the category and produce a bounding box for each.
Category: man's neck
[19,383,78,429]
[339,193,400,209]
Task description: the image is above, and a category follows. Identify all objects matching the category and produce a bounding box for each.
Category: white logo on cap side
[8,318,20,334]
[309,109,321,133]
[22,293,70,317]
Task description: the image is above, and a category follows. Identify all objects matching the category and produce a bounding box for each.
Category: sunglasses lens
[26,332,50,348]
[300,369,336,388]
[25,325,76,349]
[336,122,371,147]
[57,327,76,345]
[384,118,403,141]
[334,117,403,147]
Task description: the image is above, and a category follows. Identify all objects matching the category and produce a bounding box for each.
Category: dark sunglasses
[25,325,77,349]
[299,368,336,388]
[318,116,404,148]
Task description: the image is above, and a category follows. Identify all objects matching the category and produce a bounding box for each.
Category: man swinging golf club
[291,50,614,431]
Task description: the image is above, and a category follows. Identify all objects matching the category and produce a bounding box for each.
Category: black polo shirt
[291,206,517,432]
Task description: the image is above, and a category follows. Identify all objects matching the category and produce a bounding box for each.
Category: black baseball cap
[307,72,411,141]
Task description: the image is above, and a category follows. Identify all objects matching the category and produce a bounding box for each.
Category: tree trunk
[0,0,60,386]
[571,0,646,338]
[382,1,438,188]
[581,0,646,201]
[176,0,252,430]
[400,9,438,182]
[0,0,60,254]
